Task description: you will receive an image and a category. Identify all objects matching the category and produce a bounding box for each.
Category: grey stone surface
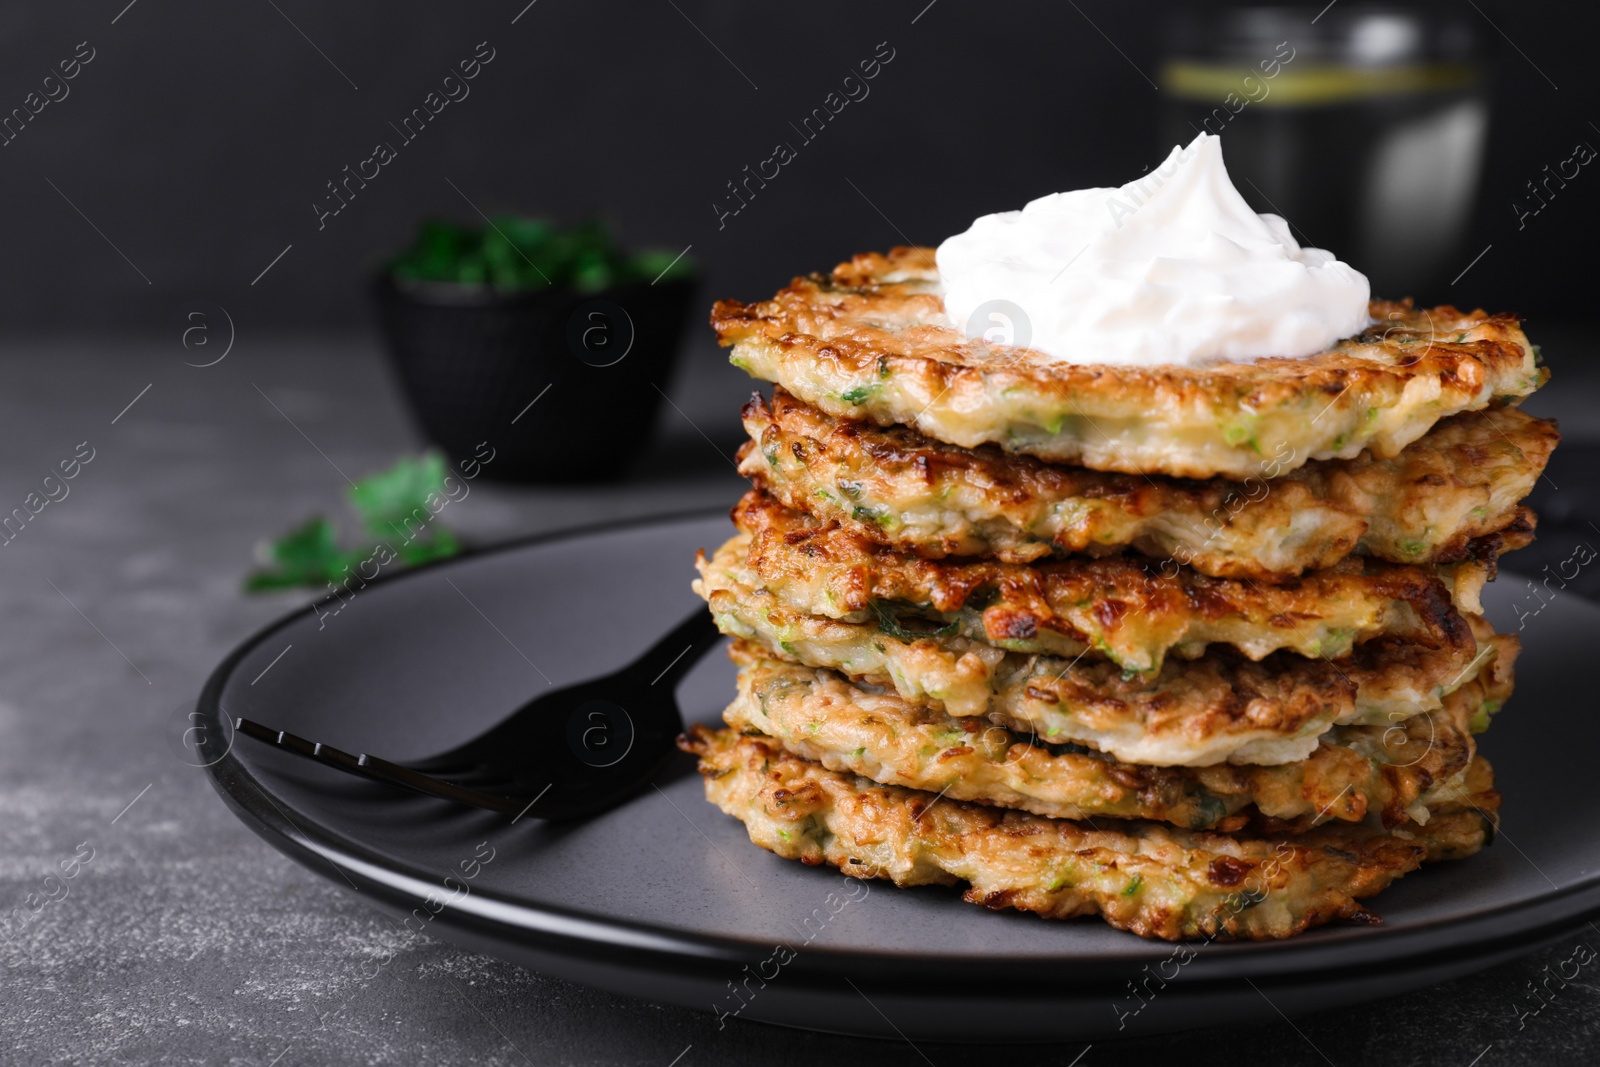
[0,331,1595,1066]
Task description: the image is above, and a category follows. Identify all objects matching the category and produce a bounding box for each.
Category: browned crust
[699,527,1490,765]
[680,727,1498,940]
[722,639,1513,832]
[732,487,1476,672]
[738,387,1552,578]
[713,247,1544,479]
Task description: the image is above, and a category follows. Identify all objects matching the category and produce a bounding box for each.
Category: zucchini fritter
[721,635,1515,831]
[696,535,1488,766]
[680,727,1499,940]
[713,247,1544,480]
[733,489,1476,672]
[739,387,1551,578]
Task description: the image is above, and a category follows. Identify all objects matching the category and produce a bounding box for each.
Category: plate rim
[195,508,1600,996]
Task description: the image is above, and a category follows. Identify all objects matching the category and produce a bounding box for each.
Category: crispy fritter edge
[679,728,1498,941]
[712,247,1543,479]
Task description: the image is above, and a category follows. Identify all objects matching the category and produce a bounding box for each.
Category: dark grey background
[2,2,1598,1064]
[0,0,1595,335]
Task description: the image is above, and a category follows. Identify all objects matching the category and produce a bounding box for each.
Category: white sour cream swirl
[935,133,1371,366]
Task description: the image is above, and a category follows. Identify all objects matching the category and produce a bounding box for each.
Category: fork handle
[623,607,722,689]
[234,717,522,815]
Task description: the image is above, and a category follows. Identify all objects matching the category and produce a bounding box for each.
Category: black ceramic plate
[197,512,1600,1042]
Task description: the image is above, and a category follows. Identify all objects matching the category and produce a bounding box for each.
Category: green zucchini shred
[872,601,960,641]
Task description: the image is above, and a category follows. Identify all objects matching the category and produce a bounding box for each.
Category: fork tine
[235,717,365,773]
[234,718,522,815]
[353,751,523,815]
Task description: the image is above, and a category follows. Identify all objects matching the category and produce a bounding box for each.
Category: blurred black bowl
[373,274,697,483]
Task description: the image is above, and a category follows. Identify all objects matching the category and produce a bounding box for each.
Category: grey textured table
[2,331,1596,1066]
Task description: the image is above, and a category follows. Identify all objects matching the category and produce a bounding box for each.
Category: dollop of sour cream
[935,133,1371,366]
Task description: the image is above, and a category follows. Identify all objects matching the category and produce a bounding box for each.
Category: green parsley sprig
[245,452,462,592]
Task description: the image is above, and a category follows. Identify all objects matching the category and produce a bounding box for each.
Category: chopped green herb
[388,215,692,292]
[1469,699,1502,734]
[1222,416,1260,451]
[245,452,463,592]
[244,516,347,592]
[347,452,460,564]
[1232,888,1267,911]
[1189,794,1229,829]
[852,503,896,529]
[872,601,959,641]
[1398,538,1428,559]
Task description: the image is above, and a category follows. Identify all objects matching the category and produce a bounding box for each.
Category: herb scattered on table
[245,452,462,592]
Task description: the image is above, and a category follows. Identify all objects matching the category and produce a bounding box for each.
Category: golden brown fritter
[695,534,1490,766]
[713,247,1544,480]
[739,387,1550,578]
[733,489,1476,672]
[721,635,1514,831]
[679,727,1500,940]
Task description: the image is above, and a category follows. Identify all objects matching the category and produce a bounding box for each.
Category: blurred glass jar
[1160,4,1487,299]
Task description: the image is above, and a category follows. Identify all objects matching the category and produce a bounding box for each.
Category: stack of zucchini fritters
[681,247,1557,941]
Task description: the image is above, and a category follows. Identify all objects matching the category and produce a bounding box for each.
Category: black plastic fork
[235,609,722,820]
